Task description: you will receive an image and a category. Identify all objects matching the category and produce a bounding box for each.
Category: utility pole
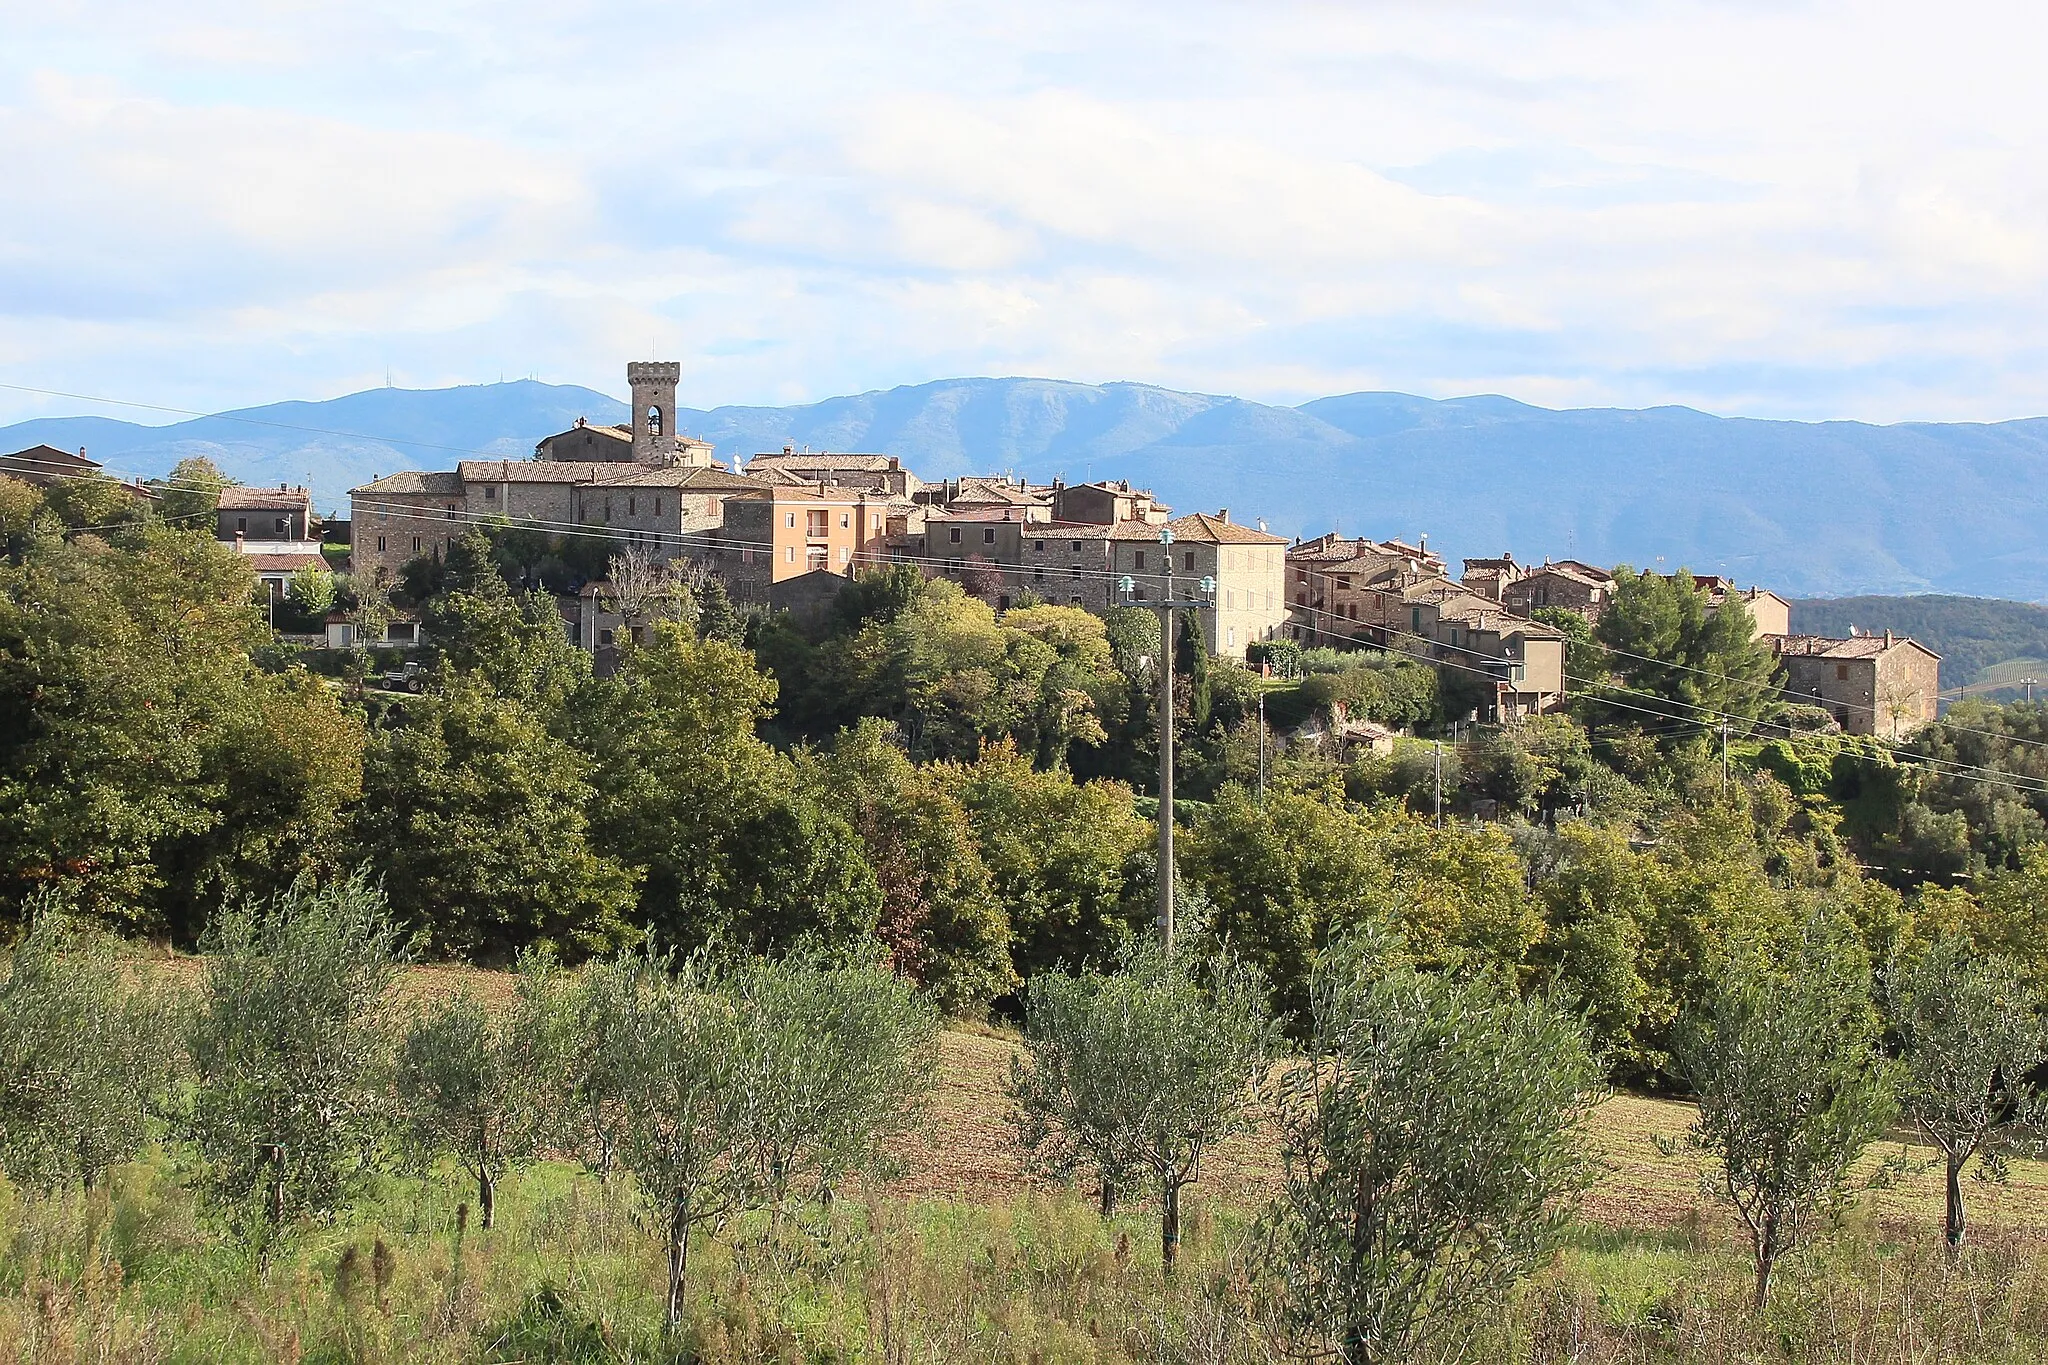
[1720,721,1730,791]
[1119,530,1214,956]
[1433,740,1444,828]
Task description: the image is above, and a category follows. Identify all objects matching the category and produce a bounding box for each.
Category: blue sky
[5,1,2048,425]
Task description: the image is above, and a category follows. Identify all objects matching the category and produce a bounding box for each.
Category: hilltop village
[0,358,1943,740]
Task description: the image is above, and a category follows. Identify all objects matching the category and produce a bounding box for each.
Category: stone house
[741,450,923,500]
[1427,603,1568,720]
[1107,511,1289,659]
[217,483,317,545]
[1049,479,1171,527]
[906,509,1120,609]
[1501,561,1615,621]
[1770,632,1942,738]
[1461,553,1530,602]
[1,444,100,489]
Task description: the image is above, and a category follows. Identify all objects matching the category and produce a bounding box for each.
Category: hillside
[1790,594,2048,694]
[10,376,2048,599]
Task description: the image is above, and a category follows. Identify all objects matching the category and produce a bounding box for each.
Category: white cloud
[5,0,2048,422]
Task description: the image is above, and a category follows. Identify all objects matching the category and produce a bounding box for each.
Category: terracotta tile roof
[351,470,465,495]
[1108,512,1286,545]
[948,480,1048,507]
[217,484,312,511]
[748,452,901,472]
[242,551,329,573]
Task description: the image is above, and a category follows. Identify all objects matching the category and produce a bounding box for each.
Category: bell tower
[627,360,682,467]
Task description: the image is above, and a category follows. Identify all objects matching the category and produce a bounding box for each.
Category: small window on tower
[647,406,663,438]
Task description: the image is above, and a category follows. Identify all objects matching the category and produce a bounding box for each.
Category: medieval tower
[627,360,682,467]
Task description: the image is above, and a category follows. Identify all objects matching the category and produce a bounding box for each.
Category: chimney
[1885,629,1894,648]
[1419,533,1429,552]
[234,531,245,551]
[784,443,795,457]
[1217,508,1230,524]
[78,447,87,459]
[575,416,586,428]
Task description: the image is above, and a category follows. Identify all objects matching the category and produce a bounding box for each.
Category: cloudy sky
[5,1,2047,424]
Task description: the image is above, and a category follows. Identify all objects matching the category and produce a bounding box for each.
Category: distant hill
[8,376,2048,600]
[1789,595,2048,695]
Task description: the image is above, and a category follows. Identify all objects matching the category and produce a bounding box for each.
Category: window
[1134,550,1146,570]
[1070,540,1082,551]
[603,499,611,522]
[646,405,663,438]
[840,512,850,529]
[484,485,497,500]
[786,512,797,529]
[838,547,849,562]
[1836,664,1850,680]
[949,527,962,543]
[983,528,996,544]
[1033,566,1044,580]
[1410,607,1421,631]
[1227,628,1236,648]
[630,626,645,646]
[1295,592,1306,606]
[655,498,662,516]
[1184,550,1195,571]
[411,536,422,553]
[376,535,387,552]
[784,547,796,563]
[628,497,636,516]
[599,629,614,646]
[1033,540,1045,552]
[1069,595,1083,606]
[807,510,829,537]
[1133,587,1148,601]
[275,517,288,533]
[236,518,247,533]
[808,547,828,572]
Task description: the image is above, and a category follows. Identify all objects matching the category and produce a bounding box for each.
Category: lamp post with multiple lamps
[1118,525,1215,954]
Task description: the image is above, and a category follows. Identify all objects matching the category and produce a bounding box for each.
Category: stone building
[741,450,923,500]
[1108,511,1289,659]
[348,361,752,587]
[1770,631,1942,738]
[1501,561,1616,621]
[216,483,316,545]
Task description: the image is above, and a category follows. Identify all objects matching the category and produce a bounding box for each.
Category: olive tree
[580,945,749,1335]
[393,949,568,1229]
[1263,926,1598,1364]
[186,872,402,1237]
[0,903,182,1191]
[1888,937,2048,1254]
[1673,939,1897,1311]
[728,945,938,1237]
[1011,938,1280,1271]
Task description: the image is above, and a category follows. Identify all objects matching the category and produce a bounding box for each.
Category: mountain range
[6,377,2047,601]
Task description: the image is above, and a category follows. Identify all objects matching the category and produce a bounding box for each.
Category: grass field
[6,957,2042,1363]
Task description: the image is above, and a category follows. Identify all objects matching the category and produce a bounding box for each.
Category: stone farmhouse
[1770,631,1942,738]
[216,483,326,608]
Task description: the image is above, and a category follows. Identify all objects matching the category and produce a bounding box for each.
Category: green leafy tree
[186,873,402,1238]
[356,677,637,961]
[815,720,1016,1013]
[1263,927,1598,1363]
[694,572,748,646]
[0,901,182,1191]
[1593,567,1781,740]
[1672,937,1897,1310]
[286,562,337,618]
[392,950,567,1228]
[583,624,879,953]
[43,471,142,531]
[1011,938,1280,1270]
[1533,605,1605,687]
[1887,937,2048,1253]
[938,741,1154,978]
[0,529,361,938]
[158,456,233,529]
